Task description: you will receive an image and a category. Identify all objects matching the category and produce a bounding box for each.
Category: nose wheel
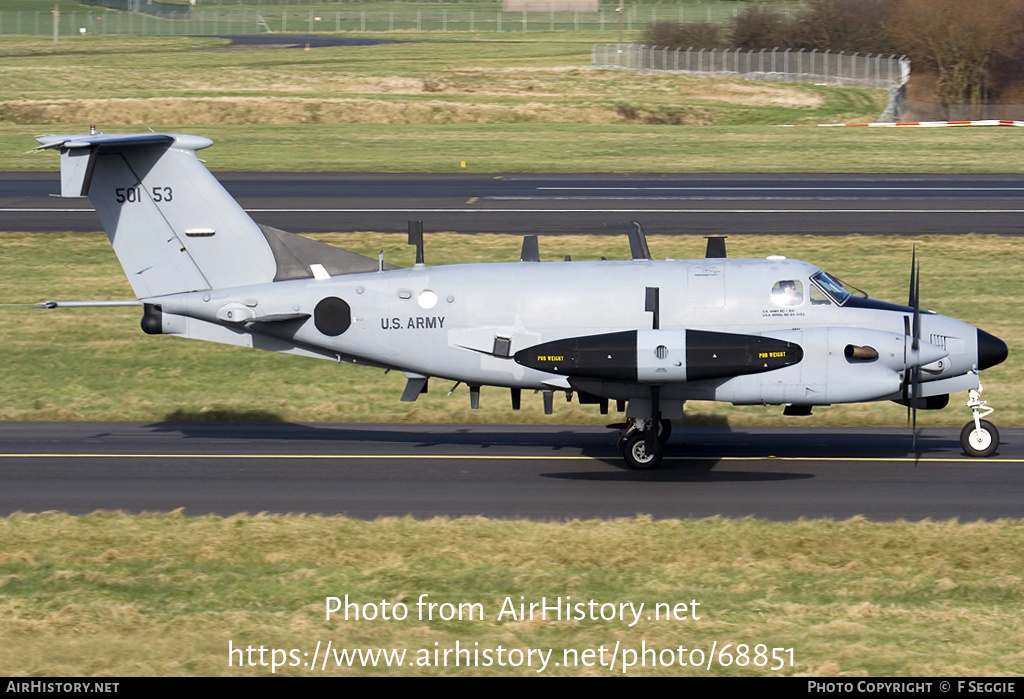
[960,384,999,457]
[961,419,999,458]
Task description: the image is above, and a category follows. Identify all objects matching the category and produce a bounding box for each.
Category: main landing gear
[617,418,672,470]
[960,383,999,457]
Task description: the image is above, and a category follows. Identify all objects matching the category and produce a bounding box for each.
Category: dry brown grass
[0,97,636,125]
[0,37,872,127]
[0,72,824,125]
[699,79,824,107]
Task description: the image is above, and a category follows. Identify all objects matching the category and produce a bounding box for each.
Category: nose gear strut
[960,381,998,457]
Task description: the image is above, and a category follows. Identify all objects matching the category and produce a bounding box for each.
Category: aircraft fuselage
[149,256,993,417]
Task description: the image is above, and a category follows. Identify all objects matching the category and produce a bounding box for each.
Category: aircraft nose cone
[977,328,1008,371]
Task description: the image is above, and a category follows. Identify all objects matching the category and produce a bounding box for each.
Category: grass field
[4,34,1024,173]
[1,513,1022,676]
[15,122,1024,174]
[0,33,878,131]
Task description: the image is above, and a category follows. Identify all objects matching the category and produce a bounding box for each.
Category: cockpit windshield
[810,271,867,306]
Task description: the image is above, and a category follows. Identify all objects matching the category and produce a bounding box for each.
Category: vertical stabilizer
[35,133,277,298]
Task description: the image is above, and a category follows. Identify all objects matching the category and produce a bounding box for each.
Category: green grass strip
[1,512,1022,676]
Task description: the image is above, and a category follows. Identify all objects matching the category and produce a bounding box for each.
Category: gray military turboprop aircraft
[34,131,1008,468]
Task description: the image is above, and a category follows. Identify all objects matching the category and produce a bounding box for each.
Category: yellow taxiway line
[2,453,1023,464]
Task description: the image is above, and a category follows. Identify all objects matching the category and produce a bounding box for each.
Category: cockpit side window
[810,283,833,305]
[810,271,852,306]
[771,280,804,306]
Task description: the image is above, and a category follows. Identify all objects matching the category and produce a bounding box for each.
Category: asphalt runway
[212,34,400,49]
[2,422,1022,520]
[3,172,1024,235]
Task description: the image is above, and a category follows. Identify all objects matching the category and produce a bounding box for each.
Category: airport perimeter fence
[2,3,763,36]
[593,44,911,120]
[593,44,911,91]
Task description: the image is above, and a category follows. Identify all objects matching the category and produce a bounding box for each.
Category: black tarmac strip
[2,422,1022,521]
[4,172,1024,236]
[208,34,400,49]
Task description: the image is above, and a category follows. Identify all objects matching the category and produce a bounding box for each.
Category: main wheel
[623,431,663,470]
[657,418,673,445]
[960,419,999,457]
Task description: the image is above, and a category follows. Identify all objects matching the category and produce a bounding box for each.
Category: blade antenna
[408,219,424,265]
[628,222,652,260]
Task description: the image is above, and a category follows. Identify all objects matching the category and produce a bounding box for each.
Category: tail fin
[35,132,276,298]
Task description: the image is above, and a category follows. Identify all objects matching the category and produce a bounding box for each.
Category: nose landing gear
[960,383,999,457]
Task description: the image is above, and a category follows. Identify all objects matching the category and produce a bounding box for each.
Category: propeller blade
[900,315,911,407]
[912,256,921,352]
[905,247,922,457]
[908,245,918,308]
[911,366,919,454]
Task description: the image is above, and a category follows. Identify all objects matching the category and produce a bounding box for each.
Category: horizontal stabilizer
[35,133,175,198]
[35,133,176,151]
[251,312,311,324]
[34,299,141,309]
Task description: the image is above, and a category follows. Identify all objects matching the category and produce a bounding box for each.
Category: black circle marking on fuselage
[314,297,351,336]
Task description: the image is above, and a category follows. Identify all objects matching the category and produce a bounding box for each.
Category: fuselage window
[772,280,804,306]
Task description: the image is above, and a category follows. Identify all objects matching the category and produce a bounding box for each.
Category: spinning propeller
[903,248,922,454]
